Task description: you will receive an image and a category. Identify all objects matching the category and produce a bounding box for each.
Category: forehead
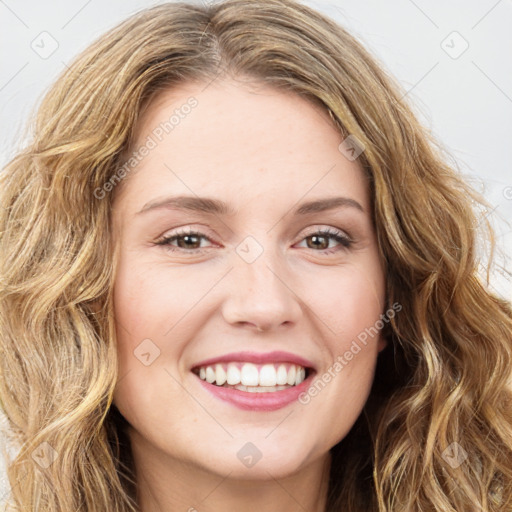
[113,78,370,214]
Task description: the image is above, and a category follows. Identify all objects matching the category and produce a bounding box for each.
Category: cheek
[114,251,161,319]
[299,266,384,446]
[111,254,177,391]
[298,261,385,409]
[112,252,188,345]
[113,248,222,337]
[111,258,192,433]
[305,258,385,340]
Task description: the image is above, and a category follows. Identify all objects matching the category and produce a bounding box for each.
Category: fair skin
[111,76,387,512]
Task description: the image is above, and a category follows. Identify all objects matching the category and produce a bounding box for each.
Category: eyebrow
[136,195,365,216]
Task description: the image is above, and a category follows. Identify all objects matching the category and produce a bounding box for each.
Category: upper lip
[191,350,316,370]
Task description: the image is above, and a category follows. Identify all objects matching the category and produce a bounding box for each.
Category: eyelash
[154,227,353,255]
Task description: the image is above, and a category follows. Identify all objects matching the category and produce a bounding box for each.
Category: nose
[221,247,303,333]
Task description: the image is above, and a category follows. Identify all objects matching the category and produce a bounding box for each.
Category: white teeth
[226,363,241,385]
[259,364,277,386]
[215,364,227,386]
[195,362,309,388]
[295,367,306,385]
[287,365,296,385]
[276,364,288,385]
[206,366,216,384]
[240,363,259,386]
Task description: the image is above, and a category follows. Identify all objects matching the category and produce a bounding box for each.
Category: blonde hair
[1,1,511,510]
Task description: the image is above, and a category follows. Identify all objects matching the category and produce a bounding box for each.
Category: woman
[1,1,511,511]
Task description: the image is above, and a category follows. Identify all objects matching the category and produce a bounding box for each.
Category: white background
[1,0,511,503]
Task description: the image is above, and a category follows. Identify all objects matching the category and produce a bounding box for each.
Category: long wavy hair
[1,1,511,510]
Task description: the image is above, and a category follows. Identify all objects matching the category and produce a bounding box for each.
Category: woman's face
[111,77,387,480]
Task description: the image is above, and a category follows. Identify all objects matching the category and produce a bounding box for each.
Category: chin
[192,439,315,480]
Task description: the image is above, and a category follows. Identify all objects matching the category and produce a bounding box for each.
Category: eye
[295,228,353,254]
[154,226,353,255]
[155,227,213,253]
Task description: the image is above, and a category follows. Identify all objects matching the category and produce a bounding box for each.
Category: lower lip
[194,372,315,411]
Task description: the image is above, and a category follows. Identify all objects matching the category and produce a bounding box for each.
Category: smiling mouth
[192,362,313,393]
